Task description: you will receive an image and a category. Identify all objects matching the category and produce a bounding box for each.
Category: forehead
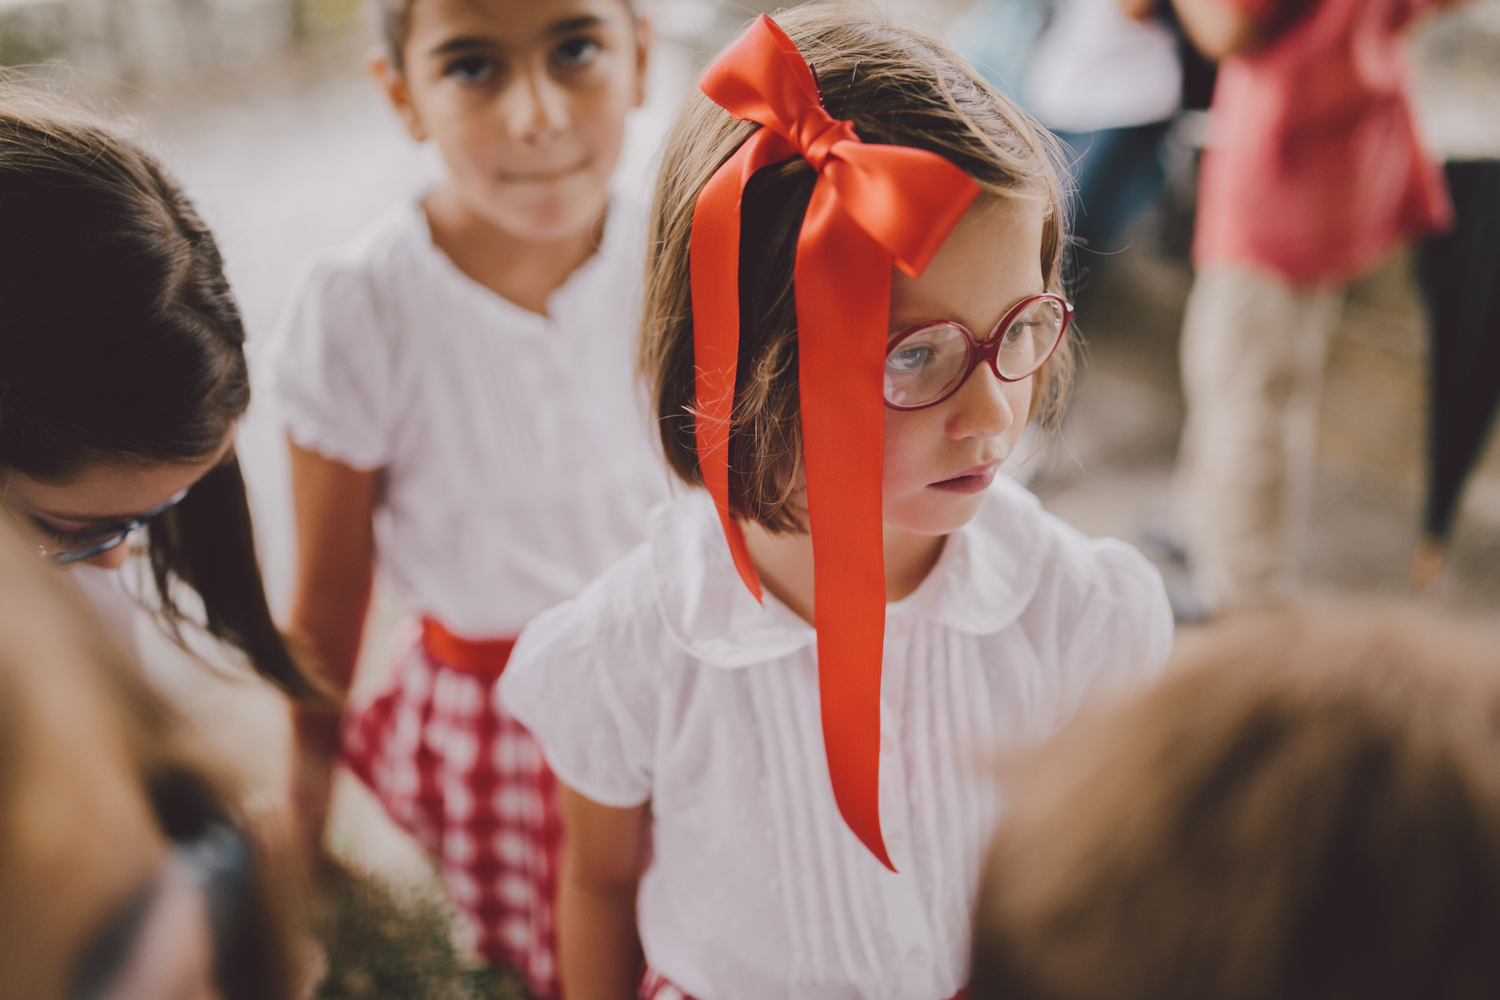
[405,0,631,46]
[3,440,228,522]
[888,195,1047,334]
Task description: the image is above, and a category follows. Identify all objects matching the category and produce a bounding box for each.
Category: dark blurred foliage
[312,861,531,1000]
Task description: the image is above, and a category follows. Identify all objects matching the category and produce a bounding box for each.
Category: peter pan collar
[650,476,1049,668]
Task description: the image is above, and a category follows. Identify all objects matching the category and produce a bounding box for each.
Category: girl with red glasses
[500,8,1174,1000]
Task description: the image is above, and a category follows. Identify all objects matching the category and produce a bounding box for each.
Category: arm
[285,436,380,860]
[1169,0,1266,59]
[557,784,651,1000]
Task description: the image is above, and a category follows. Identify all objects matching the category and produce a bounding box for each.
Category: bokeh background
[4,0,1498,919]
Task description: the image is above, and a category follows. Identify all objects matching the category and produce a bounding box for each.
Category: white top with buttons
[264,193,668,637]
[501,479,1175,1000]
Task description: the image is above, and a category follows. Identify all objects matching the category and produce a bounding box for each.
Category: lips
[497,159,590,183]
[928,461,999,494]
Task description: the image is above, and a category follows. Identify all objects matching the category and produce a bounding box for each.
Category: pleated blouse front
[500,479,1173,1000]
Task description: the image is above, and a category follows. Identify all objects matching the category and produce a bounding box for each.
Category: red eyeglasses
[884,293,1073,411]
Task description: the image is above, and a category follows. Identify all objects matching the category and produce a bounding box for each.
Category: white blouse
[1024,0,1182,132]
[501,478,1174,1000]
[264,195,669,636]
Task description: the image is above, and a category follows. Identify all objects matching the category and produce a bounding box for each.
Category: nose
[944,363,1018,442]
[498,59,571,143]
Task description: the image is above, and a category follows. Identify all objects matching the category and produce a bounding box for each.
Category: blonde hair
[972,602,1500,1000]
[640,2,1072,533]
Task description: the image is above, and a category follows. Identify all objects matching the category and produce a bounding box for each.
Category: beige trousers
[1175,267,1346,610]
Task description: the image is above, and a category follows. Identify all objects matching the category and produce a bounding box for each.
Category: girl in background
[0,90,317,703]
[500,8,1174,999]
[266,0,663,994]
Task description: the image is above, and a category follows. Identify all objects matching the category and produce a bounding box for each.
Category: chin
[488,180,608,243]
[887,491,987,536]
[497,204,600,243]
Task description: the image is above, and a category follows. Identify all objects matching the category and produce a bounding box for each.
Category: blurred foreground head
[0,519,301,1000]
[973,603,1500,1000]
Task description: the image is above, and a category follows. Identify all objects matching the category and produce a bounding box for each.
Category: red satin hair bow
[690,14,979,870]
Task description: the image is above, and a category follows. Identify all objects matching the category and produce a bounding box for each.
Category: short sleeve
[498,579,661,809]
[263,258,397,471]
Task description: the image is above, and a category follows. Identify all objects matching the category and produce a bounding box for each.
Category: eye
[553,35,602,70]
[1001,320,1041,346]
[31,514,113,545]
[445,54,496,85]
[886,344,934,374]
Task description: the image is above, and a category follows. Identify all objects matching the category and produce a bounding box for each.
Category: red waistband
[419,617,517,678]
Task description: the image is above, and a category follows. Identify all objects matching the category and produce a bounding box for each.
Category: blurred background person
[972,601,1500,1000]
[0,515,304,1000]
[951,0,1185,269]
[0,88,320,703]
[1412,158,1500,590]
[1169,0,1455,613]
[264,0,663,994]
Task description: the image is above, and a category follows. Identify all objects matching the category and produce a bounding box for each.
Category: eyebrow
[544,14,606,38]
[427,14,607,56]
[887,290,1048,334]
[32,507,144,526]
[429,35,498,57]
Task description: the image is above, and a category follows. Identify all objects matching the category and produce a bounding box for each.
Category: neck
[741,518,946,626]
[422,182,605,316]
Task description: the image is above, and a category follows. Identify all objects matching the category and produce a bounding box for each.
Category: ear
[630,15,651,110]
[370,48,427,143]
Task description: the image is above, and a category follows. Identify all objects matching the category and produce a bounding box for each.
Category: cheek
[85,545,132,571]
[568,86,631,163]
[1001,378,1035,442]
[434,106,496,164]
[881,408,935,494]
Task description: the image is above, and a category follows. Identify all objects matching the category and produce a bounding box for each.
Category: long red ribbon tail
[689,129,791,601]
[796,184,894,871]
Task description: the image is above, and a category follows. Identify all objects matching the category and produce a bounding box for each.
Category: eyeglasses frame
[42,488,191,566]
[883,292,1074,412]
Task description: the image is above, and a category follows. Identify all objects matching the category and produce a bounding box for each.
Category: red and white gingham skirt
[341,619,562,999]
[638,968,970,1000]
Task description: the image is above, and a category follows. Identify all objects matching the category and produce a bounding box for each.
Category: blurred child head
[0,518,303,1000]
[370,0,648,243]
[640,2,1072,537]
[972,603,1500,1000]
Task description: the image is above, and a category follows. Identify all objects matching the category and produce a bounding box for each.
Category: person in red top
[1169,0,1454,610]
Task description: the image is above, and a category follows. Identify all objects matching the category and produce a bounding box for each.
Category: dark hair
[0,90,318,701]
[0,516,304,1000]
[640,3,1072,534]
[972,602,1500,1000]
